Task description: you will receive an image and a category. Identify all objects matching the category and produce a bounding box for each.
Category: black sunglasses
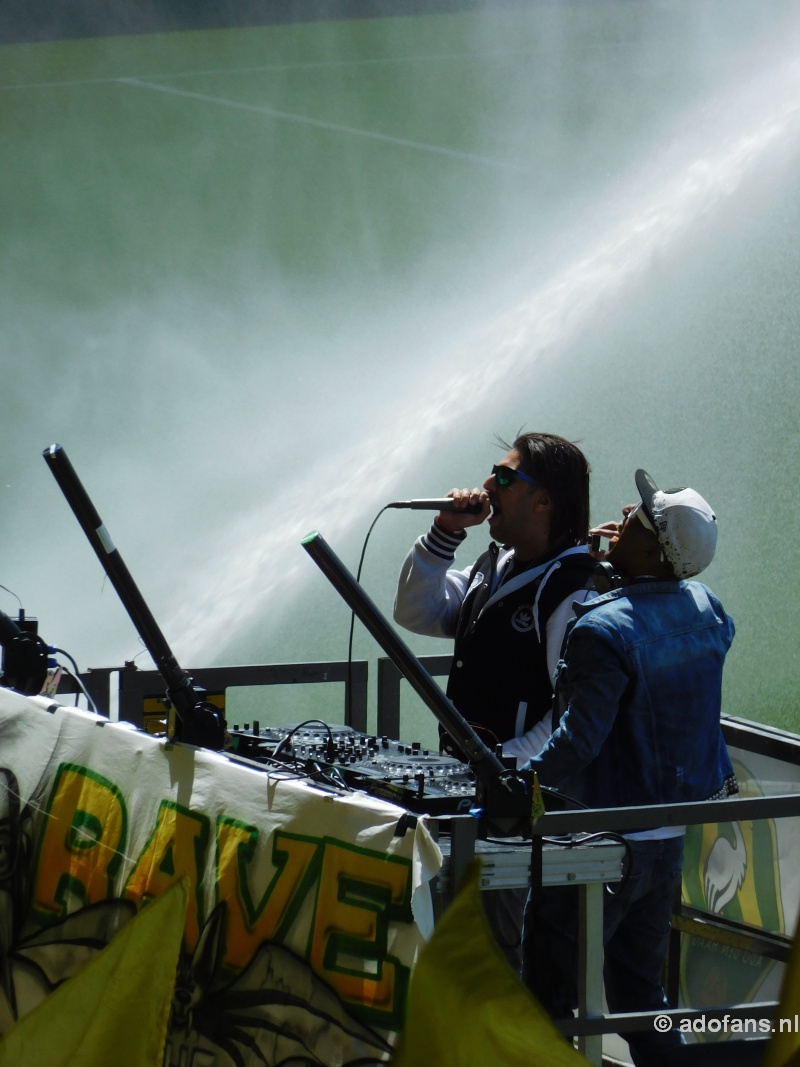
[491,464,541,490]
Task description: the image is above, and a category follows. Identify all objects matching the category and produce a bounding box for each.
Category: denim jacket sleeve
[521,622,626,785]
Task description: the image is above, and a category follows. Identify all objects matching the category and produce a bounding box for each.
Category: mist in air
[1,1,799,733]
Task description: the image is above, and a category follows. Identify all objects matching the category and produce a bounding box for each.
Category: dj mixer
[228,722,478,815]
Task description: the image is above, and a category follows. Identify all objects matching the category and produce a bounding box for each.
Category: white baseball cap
[635,469,718,579]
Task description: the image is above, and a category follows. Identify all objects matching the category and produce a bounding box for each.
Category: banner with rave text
[0,687,442,1065]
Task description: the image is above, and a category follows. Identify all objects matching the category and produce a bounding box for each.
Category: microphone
[387,499,485,513]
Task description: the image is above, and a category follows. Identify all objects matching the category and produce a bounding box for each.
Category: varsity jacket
[394,521,597,759]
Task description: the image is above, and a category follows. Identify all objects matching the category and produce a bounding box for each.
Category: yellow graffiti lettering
[310,842,411,1029]
[33,763,127,919]
[216,822,322,969]
[123,800,209,946]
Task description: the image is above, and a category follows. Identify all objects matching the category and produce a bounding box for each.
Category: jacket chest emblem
[511,605,535,633]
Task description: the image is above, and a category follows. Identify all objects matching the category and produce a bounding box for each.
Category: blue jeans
[522,837,684,1067]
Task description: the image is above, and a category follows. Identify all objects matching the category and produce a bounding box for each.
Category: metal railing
[529,795,800,1062]
[61,658,370,732]
[353,656,798,1066]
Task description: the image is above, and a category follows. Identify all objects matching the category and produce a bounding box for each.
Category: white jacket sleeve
[502,717,554,763]
[544,586,597,680]
[393,522,475,639]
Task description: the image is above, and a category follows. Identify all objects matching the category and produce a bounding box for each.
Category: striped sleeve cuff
[420,519,467,560]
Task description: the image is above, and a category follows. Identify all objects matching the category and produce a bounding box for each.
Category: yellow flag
[531,771,546,823]
[0,876,188,1067]
[763,909,800,1067]
[390,858,589,1067]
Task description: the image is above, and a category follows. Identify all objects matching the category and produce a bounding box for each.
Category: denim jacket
[523,579,736,810]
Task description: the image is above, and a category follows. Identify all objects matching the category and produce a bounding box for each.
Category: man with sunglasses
[520,470,736,1066]
[394,432,596,967]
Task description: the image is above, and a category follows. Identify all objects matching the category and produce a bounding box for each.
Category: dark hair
[501,431,591,549]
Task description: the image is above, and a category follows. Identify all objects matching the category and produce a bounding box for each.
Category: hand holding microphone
[588,519,623,559]
[388,488,489,533]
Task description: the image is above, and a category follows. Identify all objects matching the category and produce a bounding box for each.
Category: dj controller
[228,722,478,815]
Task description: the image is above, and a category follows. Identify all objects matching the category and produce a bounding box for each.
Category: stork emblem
[703,823,746,914]
[679,755,784,1016]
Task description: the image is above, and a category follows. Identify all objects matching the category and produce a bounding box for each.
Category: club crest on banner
[680,755,785,1028]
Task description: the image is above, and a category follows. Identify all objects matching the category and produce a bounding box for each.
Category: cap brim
[635,469,659,528]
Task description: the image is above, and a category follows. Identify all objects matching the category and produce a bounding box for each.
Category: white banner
[0,688,442,1065]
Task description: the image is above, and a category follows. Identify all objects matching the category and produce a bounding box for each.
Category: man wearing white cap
[520,470,737,1067]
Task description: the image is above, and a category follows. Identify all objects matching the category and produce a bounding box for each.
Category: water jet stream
[164,51,800,666]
